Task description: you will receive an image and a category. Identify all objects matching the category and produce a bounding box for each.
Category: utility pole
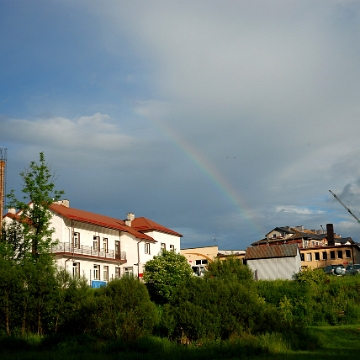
[0,148,7,230]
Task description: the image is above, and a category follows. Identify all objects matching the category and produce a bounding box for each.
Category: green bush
[161,276,275,342]
[88,277,158,342]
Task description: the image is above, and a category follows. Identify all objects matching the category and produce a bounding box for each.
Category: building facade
[3,200,182,287]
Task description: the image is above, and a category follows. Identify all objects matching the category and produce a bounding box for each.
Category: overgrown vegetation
[2,153,360,358]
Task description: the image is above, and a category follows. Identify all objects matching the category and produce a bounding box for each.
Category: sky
[2,0,360,249]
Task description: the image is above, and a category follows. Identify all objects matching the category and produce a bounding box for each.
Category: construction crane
[329,189,360,224]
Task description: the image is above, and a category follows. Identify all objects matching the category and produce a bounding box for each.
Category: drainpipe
[137,240,142,279]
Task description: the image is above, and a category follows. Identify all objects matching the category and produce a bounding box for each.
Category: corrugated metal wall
[248,255,301,280]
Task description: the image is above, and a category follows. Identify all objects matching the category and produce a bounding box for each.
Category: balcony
[51,242,126,263]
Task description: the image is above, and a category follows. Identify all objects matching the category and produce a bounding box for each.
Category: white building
[3,199,182,287]
[245,243,301,280]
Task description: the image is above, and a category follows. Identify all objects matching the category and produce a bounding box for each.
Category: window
[103,238,108,252]
[73,232,80,248]
[161,243,166,251]
[195,259,208,265]
[93,264,100,280]
[73,262,80,278]
[124,267,133,277]
[346,249,351,258]
[300,253,305,261]
[315,252,320,261]
[330,251,335,260]
[337,250,343,259]
[115,267,121,279]
[170,244,175,252]
[115,240,121,259]
[103,266,109,281]
[322,252,327,260]
[144,243,150,254]
[93,236,100,251]
[306,253,312,261]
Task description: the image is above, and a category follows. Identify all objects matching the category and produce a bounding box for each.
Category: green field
[1,325,360,360]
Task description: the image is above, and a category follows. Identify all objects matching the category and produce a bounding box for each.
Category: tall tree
[143,250,193,304]
[6,152,64,258]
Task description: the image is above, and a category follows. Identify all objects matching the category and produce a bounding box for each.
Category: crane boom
[329,190,360,223]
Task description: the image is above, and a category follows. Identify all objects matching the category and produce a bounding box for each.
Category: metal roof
[245,243,299,260]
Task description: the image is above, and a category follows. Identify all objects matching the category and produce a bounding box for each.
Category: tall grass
[0,329,322,360]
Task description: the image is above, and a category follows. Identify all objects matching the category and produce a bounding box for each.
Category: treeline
[1,252,360,346]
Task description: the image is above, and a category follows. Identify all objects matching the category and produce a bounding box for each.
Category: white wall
[247,255,301,280]
[50,211,181,283]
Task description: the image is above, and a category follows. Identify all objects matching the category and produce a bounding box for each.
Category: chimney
[54,199,70,207]
[125,212,135,226]
[8,207,16,214]
[326,224,335,246]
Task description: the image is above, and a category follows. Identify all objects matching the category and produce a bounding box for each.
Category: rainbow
[151,117,265,239]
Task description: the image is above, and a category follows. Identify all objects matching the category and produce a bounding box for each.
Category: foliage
[256,275,360,327]
[159,275,278,342]
[294,267,326,283]
[0,220,25,261]
[143,250,193,304]
[84,277,158,342]
[204,257,254,285]
[6,152,64,258]
[0,152,70,336]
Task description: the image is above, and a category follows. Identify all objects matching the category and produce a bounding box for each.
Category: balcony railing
[51,242,126,261]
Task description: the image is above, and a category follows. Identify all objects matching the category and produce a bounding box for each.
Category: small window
[124,267,133,277]
[330,251,335,260]
[93,264,100,280]
[170,244,175,252]
[315,252,320,261]
[102,238,108,252]
[161,243,166,251]
[144,243,150,254]
[337,250,343,259]
[306,253,312,261]
[73,232,80,248]
[115,267,121,279]
[345,250,351,258]
[300,253,305,261]
[73,262,80,278]
[322,252,327,260]
[93,236,100,251]
[103,266,109,281]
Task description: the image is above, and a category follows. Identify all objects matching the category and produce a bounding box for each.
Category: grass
[1,325,360,360]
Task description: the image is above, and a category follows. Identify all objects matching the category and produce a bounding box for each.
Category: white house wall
[134,231,181,276]
[247,256,301,280]
[142,231,180,253]
[49,211,181,283]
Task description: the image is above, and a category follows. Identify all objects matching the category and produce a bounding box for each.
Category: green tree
[0,152,65,336]
[143,250,193,304]
[205,256,254,284]
[6,152,64,258]
[82,277,157,342]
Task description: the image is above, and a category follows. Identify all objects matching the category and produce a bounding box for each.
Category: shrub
[88,277,158,342]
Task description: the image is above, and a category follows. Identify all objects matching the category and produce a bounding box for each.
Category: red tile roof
[131,217,182,237]
[50,204,155,242]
